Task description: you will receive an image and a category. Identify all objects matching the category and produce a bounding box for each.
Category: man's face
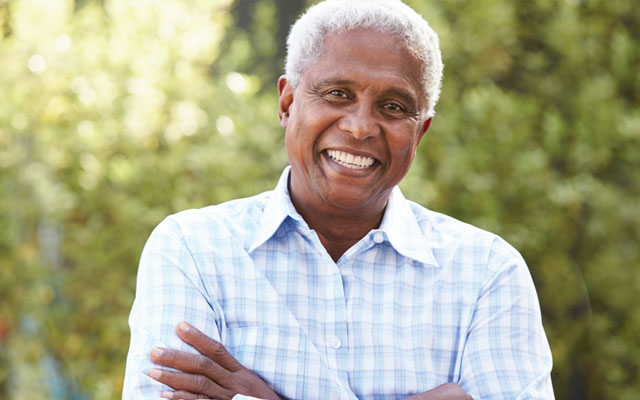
[279,28,431,215]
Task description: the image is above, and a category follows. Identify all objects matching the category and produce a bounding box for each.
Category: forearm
[403,383,472,400]
[227,382,471,400]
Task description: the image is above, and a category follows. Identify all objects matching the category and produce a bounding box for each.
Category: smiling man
[123,1,554,399]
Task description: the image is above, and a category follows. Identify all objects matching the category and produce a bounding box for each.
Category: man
[123,0,554,399]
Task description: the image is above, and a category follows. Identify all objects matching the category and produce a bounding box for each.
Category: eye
[328,89,348,98]
[382,103,405,112]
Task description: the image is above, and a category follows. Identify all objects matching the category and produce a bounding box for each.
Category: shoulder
[151,191,272,249]
[407,201,495,244]
[407,200,525,270]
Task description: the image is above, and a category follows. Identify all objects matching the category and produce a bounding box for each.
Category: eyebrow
[311,78,357,89]
[311,78,420,111]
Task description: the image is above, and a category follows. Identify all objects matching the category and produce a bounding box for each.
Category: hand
[404,383,472,400]
[148,321,281,400]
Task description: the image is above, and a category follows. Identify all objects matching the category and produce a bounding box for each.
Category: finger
[176,322,243,372]
[148,368,235,399]
[161,389,210,400]
[150,347,231,382]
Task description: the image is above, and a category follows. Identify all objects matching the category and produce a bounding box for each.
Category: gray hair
[285,0,443,118]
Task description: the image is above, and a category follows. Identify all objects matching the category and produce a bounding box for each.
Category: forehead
[301,28,425,104]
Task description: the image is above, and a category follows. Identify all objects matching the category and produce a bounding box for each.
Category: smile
[326,149,375,170]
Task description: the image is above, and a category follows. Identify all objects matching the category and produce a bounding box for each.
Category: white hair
[285,0,443,118]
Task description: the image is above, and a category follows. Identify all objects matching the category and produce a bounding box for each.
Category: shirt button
[330,336,342,349]
[372,231,384,244]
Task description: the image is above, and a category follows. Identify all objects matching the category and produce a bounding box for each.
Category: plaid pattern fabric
[123,167,554,399]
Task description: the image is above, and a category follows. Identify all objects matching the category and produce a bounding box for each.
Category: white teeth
[326,149,375,169]
[346,153,354,164]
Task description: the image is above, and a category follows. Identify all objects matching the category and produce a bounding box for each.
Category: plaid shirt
[123,167,554,399]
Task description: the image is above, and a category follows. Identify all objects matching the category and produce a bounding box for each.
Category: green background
[1,0,638,398]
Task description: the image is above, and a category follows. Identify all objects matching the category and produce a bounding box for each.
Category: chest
[202,241,480,399]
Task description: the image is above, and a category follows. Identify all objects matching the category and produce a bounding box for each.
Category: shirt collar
[248,166,302,253]
[377,186,440,267]
[249,167,440,267]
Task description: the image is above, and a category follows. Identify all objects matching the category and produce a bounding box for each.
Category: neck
[289,187,389,263]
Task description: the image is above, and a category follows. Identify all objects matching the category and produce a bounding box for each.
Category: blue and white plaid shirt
[123,167,554,399]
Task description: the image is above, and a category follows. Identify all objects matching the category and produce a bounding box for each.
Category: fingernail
[178,321,190,332]
[161,391,174,399]
[150,348,163,358]
[148,368,161,379]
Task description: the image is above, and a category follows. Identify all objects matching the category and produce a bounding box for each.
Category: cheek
[388,130,420,156]
[286,110,334,148]
[284,132,301,162]
[386,129,421,174]
[284,121,313,165]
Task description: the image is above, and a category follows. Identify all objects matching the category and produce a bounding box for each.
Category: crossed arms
[147,322,471,400]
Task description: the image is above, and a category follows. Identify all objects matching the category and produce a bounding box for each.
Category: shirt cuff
[232,395,266,400]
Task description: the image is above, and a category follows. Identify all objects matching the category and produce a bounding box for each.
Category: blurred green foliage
[0,0,637,398]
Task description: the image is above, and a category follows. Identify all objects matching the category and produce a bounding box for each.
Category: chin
[322,192,376,211]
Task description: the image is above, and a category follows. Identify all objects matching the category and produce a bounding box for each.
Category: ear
[417,117,432,143]
[278,75,294,128]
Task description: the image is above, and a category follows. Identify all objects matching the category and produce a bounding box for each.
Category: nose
[337,102,381,140]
